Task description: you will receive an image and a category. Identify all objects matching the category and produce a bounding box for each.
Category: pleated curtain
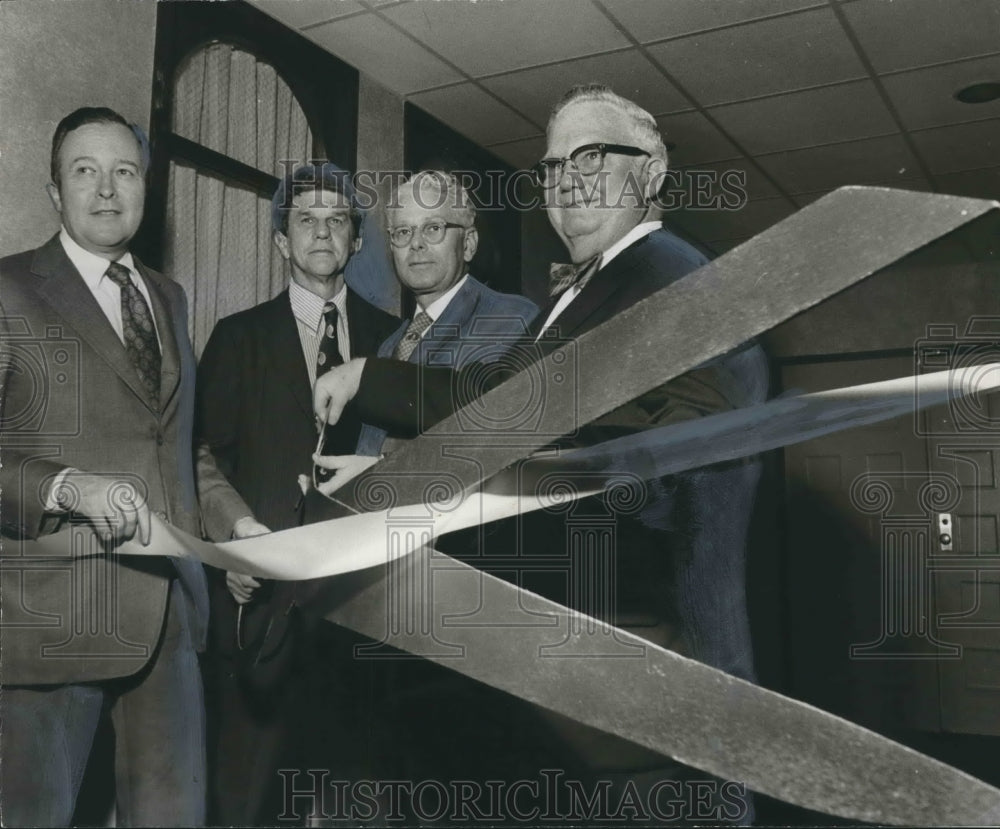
[163,43,312,357]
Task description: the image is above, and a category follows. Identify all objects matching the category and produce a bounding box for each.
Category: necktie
[315,302,346,482]
[392,311,433,362]
[548,254,601,298]
[105,261,161,407]
[316,301,343,378]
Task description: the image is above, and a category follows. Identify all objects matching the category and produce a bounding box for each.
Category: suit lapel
[533,234,652,347]
[430,278,479,340]
[138,262,181,414]
[29,237,153,410]
[266,292,313,418]
[380,319,407,359]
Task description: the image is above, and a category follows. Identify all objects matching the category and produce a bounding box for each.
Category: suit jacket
[353,227,769,680]
[0,234,208,686]
[196,288,400,539]
[355,275,538,456]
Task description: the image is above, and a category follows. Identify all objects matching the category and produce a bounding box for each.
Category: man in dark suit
[313,85,768,814]
[0,107,208,826]
[349,170,538,461]
[194,163,398,824]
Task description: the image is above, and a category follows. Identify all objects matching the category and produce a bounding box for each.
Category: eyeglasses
[388,221,469,248]
[531,143,651,189]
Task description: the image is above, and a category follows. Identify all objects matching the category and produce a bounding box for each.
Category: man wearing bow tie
[0,106,208,826]
[313,85,769,813]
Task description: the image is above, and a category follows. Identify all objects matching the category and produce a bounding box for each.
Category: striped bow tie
[548,254,601,297]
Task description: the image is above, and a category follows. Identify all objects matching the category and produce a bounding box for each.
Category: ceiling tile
[842,0,1000,74]
[379,0,630,77]
[655,111,742,165]
[306,14,462,94]
[910,118,1000,174]
[481,50,690,127]
[252,0,364,29]
[935,167,1000,201]
[675,159,781,200]
[881,55,1000,131]
[709,81,897,154]
[669,196,796,241]
[485,135,547,171]
[408,84,539,146]
[755,134,923,194]
[601,0,824,44]
[646,7,865,106]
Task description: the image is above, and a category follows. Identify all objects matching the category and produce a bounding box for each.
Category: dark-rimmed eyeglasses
[388,221,469,248]
[531,143,651,189]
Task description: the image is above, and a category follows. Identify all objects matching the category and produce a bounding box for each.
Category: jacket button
[155,510,167,521]
[156,433,165,446]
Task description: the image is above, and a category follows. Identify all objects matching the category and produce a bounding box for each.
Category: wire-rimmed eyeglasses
[387,221,469,248]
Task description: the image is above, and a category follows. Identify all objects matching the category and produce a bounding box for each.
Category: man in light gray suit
[0,107,208,826]
[347,170,538,463]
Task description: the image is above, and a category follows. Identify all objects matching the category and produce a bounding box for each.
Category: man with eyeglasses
[318,170,537,469]
[194,163,398,825]
[312,85,768,820]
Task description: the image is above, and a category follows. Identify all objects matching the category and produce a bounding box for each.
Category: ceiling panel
[910,118,1000,174]
[675,158,781,200]
[881,54,1000,131]
[306,13,462,93]
[600,0,824,44]
[670,196,795,242]
[709,80,897,155]
[481,50,690,127]
[251,0,365,29]
[408,84,540,147]
[646,7,865,106]
[655,111,742,165]
[842,0,1000,74]
[755,134,924,194]
[380,0,630,78]
[935,167,1000,201]
[484,135,547,171]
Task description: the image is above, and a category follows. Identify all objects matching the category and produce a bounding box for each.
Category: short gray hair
[392,170,477,227]
[548,84,668,167]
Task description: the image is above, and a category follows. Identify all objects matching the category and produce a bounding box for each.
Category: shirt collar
[288,277,347,334]
[598,221,661,271]
[59,227,136,289]
[421,274,469,322]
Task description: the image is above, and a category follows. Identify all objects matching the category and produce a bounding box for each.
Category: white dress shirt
[60,227,161,346]
[537,221,662,339]
[48,229,163,510]
[420,274,468,326]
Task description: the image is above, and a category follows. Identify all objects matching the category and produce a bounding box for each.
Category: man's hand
[226,517,270,604]
[52,471,151,546]
[311,453,381,497]
[314,358,366,428]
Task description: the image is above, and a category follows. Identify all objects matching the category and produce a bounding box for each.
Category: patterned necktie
[315,301,346,483]
[316,301,343,377]
[105,261,161,407]
[392,311,433,362]
[548,254,601,298]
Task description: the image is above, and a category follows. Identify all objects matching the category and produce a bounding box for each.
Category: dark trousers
[0,580,206,827]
